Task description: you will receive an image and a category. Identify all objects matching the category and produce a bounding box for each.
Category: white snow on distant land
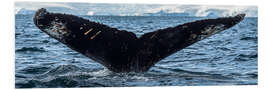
[87,11,94,16]
[15,2,257,17]
[145,5,257,17]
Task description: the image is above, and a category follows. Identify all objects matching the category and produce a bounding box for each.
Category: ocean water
[15,14,258,88]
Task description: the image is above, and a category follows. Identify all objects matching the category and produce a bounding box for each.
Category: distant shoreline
[15,14,258,18]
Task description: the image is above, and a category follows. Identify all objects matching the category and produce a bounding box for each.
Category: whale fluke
[33,8,245,72]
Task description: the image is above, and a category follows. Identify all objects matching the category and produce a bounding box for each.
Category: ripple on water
[16,47,46,52]
[240,36,257,41]
[19,66,51,74]
[234,53,258,61]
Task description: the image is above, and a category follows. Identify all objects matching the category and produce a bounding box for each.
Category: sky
[15,2,258,17]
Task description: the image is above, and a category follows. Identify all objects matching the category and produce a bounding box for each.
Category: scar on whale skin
[84,28,93,35]
[90,31,102,40]
[33,8,245,72]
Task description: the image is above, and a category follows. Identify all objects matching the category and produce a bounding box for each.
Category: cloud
[15,2,76,10]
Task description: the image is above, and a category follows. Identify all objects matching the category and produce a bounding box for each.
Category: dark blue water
[15,14,258,88]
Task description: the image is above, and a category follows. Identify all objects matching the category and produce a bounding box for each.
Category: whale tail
[33,8,245,72]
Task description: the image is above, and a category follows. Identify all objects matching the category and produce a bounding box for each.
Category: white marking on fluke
[44,21,69,40]
[198,24,226,40]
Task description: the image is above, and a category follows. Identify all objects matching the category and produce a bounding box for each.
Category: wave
[16,77,79,88]
[234,53,257,61]
[19,66,50,74]
[44,65,81,75]
[240,36,257,41]
[16,65,112,88]
[16,47,46,52]
[16,64,254,88]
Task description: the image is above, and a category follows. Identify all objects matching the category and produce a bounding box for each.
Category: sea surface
[15,14,258,88]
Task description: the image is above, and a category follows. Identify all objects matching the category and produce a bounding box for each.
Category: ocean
[15,14,258,88]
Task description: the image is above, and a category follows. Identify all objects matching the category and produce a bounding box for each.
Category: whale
[33,8,245,72]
